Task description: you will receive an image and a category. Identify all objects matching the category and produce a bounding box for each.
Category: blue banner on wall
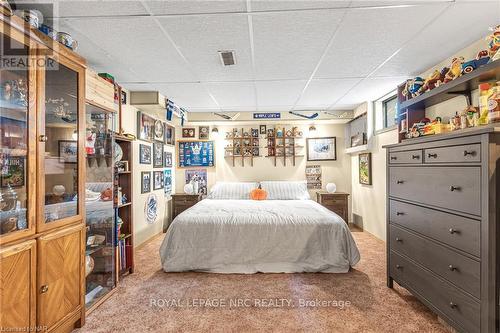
[178,141,215,167]
[253,112,281,119]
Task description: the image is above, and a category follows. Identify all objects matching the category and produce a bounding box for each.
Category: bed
[160,181,360,274]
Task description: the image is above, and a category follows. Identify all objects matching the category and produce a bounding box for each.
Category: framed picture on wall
[185,169,208,195]
[164,152,172,167]
[260,125,266,135]
[153,171,164,190]
[141,171,151,193]
[359,153,372,185]
[164,124,175,146]
[182,127,195,138]
[164,169,172,196]
[350,133,367,147]
[198,126,210,139]
[121,90,127,105]
[58,140,78,163]
[139,144,151,164]
[137,111,155,142]
[306,137,336,161]
[153,142,164,168]
[153,119,165,142]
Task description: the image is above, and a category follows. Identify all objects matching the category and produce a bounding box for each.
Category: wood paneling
[85,69,116,112]
[37,224,84,330]
[0,240,36,330]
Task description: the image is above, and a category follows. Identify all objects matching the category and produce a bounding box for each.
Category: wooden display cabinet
[0,10,87,333]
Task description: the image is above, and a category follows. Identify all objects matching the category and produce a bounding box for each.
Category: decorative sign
[253,112,281,119]
[144,193,158,224]
[178,141,215,168]
[305,165,322,189]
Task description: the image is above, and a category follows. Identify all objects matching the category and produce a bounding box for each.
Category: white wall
[175,122,352,219]
[120,97,175,247]
[350,37,490,241]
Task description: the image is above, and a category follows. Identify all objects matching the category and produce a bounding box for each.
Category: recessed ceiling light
[218,50,236,66]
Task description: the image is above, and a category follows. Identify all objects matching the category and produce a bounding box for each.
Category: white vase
[326,183,337,193]
[184,184,194,194]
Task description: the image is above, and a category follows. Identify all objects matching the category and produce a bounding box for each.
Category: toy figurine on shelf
[486,24,500,60]
[422,69,445,92]
[462,50,490,74]
[402,77,425,99]
[405,117,430,139]
[444,57,464,83]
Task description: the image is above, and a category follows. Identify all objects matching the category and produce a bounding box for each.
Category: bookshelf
[114,135,134,279]
[224,128,260,167]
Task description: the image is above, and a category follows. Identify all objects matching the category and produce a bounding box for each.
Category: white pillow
[208,182,259,200]
[260,181,310,200]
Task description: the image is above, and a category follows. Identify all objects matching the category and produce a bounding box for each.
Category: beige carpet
[78,228,448,333]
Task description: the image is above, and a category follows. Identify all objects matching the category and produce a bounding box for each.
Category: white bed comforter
[160,199,360,273]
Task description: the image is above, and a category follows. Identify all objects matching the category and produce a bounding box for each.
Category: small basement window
[382,95,397,129]
[374,90,397,133]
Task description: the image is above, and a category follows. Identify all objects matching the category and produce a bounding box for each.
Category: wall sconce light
[308,125,316,133]
[211,127,219,139]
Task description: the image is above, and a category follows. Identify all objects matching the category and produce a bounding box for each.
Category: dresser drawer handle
[411,154,420,160]
[395,237,402,242]
[396,180,404,184]
[448,265,457,271]
[396,212,404,216]
[427,153,437,158]
[40,285,49,294]
[449,186,461,192]
[449,228,459,234]
[463,150,476,156]
[396,264,402,269]
[449,302,457,309]
[390,156,397,160]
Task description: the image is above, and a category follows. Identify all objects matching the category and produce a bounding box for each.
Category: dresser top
[383,125,500,149]
[316,191,349,196]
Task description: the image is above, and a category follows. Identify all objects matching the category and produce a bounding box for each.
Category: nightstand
[316,191,349,223]
[172,194,202,219]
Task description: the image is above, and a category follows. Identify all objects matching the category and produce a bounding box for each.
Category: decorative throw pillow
[250,185,267,200]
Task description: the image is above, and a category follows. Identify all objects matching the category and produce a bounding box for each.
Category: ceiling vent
[218,50,236,66]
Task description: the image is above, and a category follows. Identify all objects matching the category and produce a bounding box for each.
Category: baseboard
[134,231,163,251]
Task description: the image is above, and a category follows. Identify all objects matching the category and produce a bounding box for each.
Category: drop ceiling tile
[255,80,307,107]
[206,82,256,107]
[252,10,346,80]
[373,2,500,77]
[142,0,247,15]
[53,1,147,17]
[251,1,349,12]
[315,3,449,78]
[335,77,404,105]
[154,83,219,109]
[296,78,360,107]
[257,106,294,112]
[63,17,197,83]
[158,15,253,82]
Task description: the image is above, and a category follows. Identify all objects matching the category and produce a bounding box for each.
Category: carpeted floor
[78,228,449,333]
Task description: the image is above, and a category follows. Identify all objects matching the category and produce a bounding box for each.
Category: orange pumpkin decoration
[250,185,267,200]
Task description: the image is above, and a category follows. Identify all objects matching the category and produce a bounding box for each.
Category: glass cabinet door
[84,103,116,309]
[0,32,33,242]
[41,60,81,225]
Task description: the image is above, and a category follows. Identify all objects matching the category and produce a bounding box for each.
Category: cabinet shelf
[400,60,500,110]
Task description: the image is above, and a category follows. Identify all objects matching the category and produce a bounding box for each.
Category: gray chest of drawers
[385,127,500,333]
